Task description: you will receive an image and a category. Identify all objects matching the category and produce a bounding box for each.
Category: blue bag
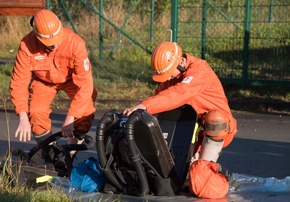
[70,157,107,192]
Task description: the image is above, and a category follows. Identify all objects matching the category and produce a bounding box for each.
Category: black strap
[218,164,240,191]
[177,64,186,73]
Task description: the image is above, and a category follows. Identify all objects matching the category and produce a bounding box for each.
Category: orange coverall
[141,53,237,147]
[10,28,96,135]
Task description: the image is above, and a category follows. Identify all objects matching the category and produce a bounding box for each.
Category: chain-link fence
[49,0,289,87]
[177,0,290,87]
[47,0,174,88]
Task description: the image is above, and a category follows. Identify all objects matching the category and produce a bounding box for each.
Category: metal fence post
[268,0,273,23]
[201,0,207,60]
[150,0,154,43]
[99,0,104,59]
[171,0,178,42]
[242,0,251,82]
[46,0,50,10]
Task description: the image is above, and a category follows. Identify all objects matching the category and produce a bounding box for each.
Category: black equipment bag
[96,105,198,196]
[0,131,94,189]
[156,104,198,183]
[26,131,94,176]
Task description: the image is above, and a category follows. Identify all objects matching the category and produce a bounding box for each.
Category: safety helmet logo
[165,51,171,60]
[151,41,182,83]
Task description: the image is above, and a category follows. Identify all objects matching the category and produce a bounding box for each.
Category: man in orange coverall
[123,41,237,199]
[10,10,96,148]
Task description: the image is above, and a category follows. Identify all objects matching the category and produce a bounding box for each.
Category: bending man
[124,41,237,198]
[10,10,97,147]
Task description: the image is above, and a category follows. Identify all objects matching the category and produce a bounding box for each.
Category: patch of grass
[0,187,73,202]
[0,99,75,202]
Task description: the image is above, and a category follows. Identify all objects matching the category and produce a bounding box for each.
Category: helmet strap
[177,64,186,73]
[30,16,34,27]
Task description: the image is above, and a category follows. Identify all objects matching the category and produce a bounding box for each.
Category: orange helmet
[151,41,182,82]
[32,10,64,47]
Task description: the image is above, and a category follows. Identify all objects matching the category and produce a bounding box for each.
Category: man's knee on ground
[199,110,229,162]
[204,110,229,140]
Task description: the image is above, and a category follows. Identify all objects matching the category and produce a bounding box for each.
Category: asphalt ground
[0,108,290,201]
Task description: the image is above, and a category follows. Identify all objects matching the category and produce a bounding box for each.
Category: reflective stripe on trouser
[33,130,52,144]
[29,79,96,135]
[199,136,224,162]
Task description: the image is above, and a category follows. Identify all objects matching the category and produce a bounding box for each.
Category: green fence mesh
[47,0,290,87]
[177,0,290,86]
